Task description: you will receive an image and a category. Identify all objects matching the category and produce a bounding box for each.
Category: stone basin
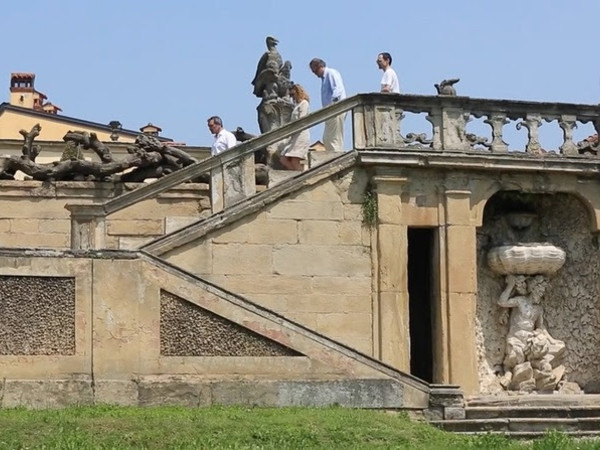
[487,244,566,275]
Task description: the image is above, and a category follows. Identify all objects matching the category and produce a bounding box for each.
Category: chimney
[140,123,162,137]
[10,73,35,108]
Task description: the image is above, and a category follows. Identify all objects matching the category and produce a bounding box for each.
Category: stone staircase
[430,395,600,439]
[267,150,343,188]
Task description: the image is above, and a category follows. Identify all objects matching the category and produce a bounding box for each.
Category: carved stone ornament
[434,78,460,96]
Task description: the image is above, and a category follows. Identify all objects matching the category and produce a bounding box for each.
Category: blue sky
[3,0,600,147]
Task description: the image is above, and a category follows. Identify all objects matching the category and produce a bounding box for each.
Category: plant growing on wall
[362,183,378,227]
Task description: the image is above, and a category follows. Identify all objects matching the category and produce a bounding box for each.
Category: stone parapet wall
[0,180,210,249]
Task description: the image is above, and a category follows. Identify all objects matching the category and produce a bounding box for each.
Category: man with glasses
[376,52,400,94]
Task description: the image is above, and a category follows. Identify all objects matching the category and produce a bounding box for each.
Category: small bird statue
[434,78,460,96]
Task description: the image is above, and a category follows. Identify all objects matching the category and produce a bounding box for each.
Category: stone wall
[0,181,210,249]
[163,169,374,354]
[0,251,424,409]
[476,192,600,394]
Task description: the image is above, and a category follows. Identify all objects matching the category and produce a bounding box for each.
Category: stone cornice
[357,150,600,175]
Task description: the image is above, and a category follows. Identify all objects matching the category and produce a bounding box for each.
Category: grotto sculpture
[488,243,567,392]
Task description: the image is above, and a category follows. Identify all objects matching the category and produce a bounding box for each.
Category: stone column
[443,188,479,395]
[373,175,410,371]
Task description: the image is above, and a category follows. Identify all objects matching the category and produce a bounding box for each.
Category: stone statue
[251,36,294,164]
[434,78,460,96]
[251,36,283,98]
[497,274,566,392]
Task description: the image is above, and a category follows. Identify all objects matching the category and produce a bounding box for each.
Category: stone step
[308,150,344,168]
[466,405,600,420]
[457,430,600,440]
[432,417,600,433]
[467,394,600,408]
[267,169,303,188]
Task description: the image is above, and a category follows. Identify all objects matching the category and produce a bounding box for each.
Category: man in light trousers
[309,58,347,152]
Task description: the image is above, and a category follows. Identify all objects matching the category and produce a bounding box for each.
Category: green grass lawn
[0,405,594,449]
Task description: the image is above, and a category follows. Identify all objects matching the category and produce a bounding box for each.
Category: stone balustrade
[352,94,600,155]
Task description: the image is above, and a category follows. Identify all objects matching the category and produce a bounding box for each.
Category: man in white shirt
[207,116,237,156]
[376,52,400,94]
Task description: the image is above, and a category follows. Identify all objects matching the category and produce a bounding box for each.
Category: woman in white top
[280,84,310,171]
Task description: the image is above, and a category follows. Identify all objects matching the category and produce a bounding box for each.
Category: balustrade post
[439,105,469,151]
[211,153,256,214]
[373,105,400,147]
[426,106,443,151]
[484,113,509,153]
[517,114,543,155]
[66,204,106,250]
[559,114,578,156]
[352,105,366,150]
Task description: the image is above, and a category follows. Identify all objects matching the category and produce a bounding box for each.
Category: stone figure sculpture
[251,36,294,163]
[434,78,460,96]
[252,36,283,97]
[497,274,566,392]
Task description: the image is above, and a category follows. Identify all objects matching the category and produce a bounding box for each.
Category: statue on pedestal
[251,36,294,164]
[488,242,567,392]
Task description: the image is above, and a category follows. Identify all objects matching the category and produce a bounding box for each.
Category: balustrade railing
[353,93,600,155]
[67,93,600,250]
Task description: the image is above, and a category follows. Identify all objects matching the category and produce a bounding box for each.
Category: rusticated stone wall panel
[476,193,600,394]
[160,290,300,357]
[0,276,75,355]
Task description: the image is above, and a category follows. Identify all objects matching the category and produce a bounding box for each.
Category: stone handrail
[352,93,600,155]
[66,95,363,249]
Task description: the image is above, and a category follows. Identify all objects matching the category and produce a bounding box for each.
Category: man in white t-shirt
[376,52,400,94]
[207,116,237,156]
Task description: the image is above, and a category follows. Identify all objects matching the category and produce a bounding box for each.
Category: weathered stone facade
[4,93,600,408]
